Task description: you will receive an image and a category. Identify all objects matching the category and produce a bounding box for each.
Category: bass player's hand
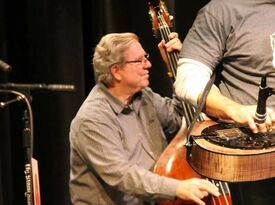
[176,178,220,205]
[158,32,182,66]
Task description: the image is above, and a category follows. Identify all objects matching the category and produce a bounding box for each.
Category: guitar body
[154,128,232,205]
[187,120,275,182]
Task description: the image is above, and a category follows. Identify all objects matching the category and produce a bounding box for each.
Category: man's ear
[110,64,122,81]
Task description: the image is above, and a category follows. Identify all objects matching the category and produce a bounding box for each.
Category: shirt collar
[98,83,143,115]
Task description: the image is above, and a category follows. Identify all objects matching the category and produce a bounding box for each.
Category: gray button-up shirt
[69,83,184,205]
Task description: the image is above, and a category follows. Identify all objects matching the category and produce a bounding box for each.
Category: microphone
[0,60,12,72]
[255,75,271,123]
[122,105,133,114]
[0,83,75,92]
[46,84,75,92]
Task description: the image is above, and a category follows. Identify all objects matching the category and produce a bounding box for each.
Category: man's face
[116,40,152,92]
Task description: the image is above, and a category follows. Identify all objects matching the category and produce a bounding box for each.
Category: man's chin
[136,80,149,91]
[142,81,149,88]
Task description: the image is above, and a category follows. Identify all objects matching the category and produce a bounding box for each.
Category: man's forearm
[204,86,243,122]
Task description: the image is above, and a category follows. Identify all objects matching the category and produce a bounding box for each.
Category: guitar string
[157,11,231,205]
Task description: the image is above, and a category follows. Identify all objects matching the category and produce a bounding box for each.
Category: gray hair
[92,32,139,86]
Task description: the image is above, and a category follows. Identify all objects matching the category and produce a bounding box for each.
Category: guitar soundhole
[201,123,275,149]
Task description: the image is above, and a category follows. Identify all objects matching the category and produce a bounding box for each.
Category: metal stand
[0,82,75,205]
[0,89,34,205]
[23,109,33,205]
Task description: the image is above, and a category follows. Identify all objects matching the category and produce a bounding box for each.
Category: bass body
[154,127,232,205]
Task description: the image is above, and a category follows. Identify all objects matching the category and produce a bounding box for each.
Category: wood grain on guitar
[188,120,275,182]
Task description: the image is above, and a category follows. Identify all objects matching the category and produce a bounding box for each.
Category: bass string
[158,14,196,122]
[158,15,178,78]
[157,10,231,205]
[208,179,230,205]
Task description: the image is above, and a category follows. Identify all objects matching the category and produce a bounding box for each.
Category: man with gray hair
[69,32,219,205]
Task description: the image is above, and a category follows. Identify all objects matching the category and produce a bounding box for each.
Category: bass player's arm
[174,58,275,133]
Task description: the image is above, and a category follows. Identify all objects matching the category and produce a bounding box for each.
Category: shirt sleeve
[179,4,227,70]
[174,58,213,106]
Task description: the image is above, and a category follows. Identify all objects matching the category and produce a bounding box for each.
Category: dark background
[0,0,209,204]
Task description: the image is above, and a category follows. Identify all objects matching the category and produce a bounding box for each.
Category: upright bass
[147,1,232,204]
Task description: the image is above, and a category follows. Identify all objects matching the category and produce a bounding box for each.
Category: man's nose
[144,60,152,69]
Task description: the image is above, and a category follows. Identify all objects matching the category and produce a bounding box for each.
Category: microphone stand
[22,109,33,205]
[0,82,75,205]
[0,89,34,205]
[0,83,75,92]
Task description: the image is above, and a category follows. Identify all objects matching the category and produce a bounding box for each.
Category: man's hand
[176,178,220,205]
[228,104,275,133]
[158,32,182,65]
[205,86,275,133]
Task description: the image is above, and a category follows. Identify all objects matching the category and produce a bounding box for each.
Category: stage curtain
[0,0,208,204]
